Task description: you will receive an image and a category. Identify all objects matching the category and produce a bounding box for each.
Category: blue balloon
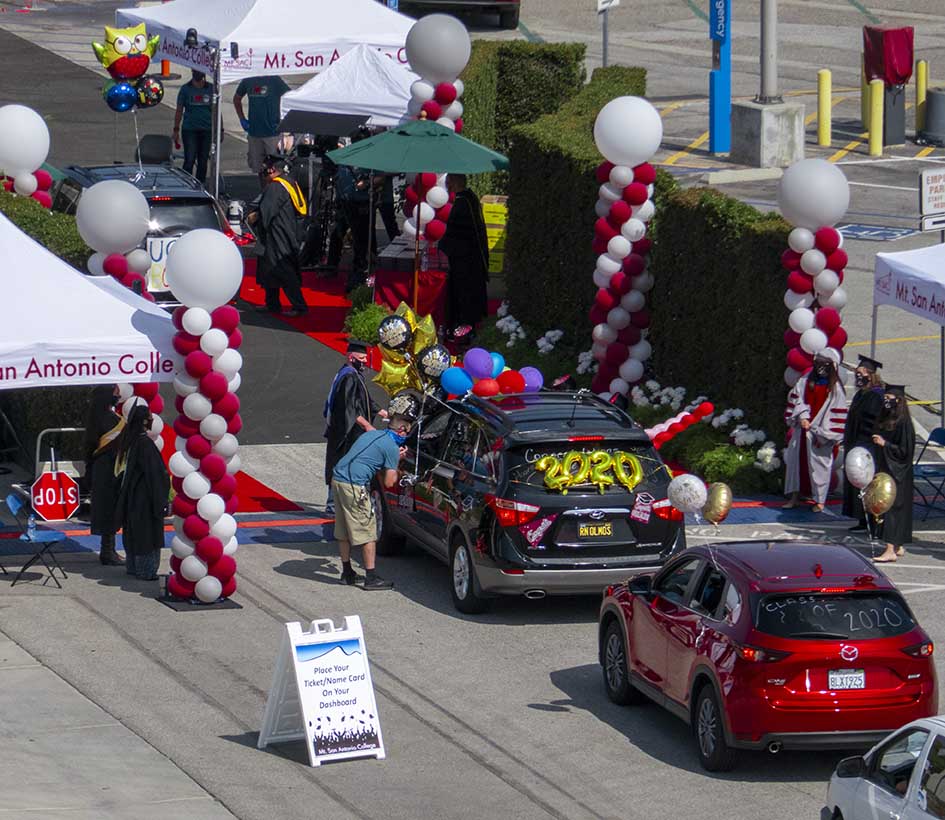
[490,352,505,379]
[104,81,137,113]
[441,367,474,396]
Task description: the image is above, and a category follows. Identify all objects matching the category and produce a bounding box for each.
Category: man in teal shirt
[232,75,291,177]
[172,70,214,185]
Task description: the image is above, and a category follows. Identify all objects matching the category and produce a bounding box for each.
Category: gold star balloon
[374,359,421,395]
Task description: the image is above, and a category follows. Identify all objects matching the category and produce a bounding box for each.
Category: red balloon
[403,202,415,219]
[209,554,237,582]
[228,329,243,349]
[591,237,607,255]
[595,161,615,183]
[404,186,419,206]
[826,248,848,271]
[420,100,443,120]
[622,253,645,277]
[605,342,629,367]
[210,305,240,334]
[200,453,227,482]
[694,401,715,419]
[141,292,156,304]
[196,536,224,563]
[31,190,52,209]
[815,306,842,334]
[416,172,437,192]
[784,328,801,348]
[186,434,212,459]
[590,374,609,394]
[149,395,164,415]
[214,392,240,420]
[609,271,630,295]
[454,118,463,134]
[221,576,237,598]
[183,514,210,542]
[828,326,848,350]
[185,350,213,379]
[597,361,617,383]
[171,475,184,494]
[668,422,686,436]
[132,382,159,401]
[617,325,641,346]
[594,217,618,242]
[171,306,187,330]
[174,395,186,414]
[225,495,239,515]
[211,472,237,500]
[608,200,632,226]
[786,270,813,294]
[622,182,648,206]
[174,416,200,438]
[122,273,145,291]
[653,433,670,448]
[630,309,651,329]
[172,494,198,518]
[433,82,457,105]
[472,378,500,397]
[169,555,182,575]
[103,253,128,278]
[497,370,526,394]
[815,226,841,254]
[226,413,242,435]
[633,163,656,185]
[595,288,617,312]
[172,333,200,356]
[200,371,229,401]
[589,305,607,326]
[168,573,196,599]
[424,218,446,242]
[436,203,452,222]
[33,169,52,191]
[781,249,802,270]
[787,346,814,372]
[633,237,653,256]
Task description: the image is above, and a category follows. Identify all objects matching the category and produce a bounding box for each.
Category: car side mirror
[835,756,867,778]
[628,575,652,597]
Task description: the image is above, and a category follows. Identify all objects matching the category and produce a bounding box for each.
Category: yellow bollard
[861,55,869,129]
[917,59,928,134]
[817,69,832,147]
[869,78,884,157]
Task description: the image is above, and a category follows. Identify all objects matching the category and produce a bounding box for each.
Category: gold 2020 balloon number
[535,450,643,495]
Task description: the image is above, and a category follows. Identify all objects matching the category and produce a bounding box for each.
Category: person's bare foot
[896,545,906,557]
[811,503,825,513]
[874,545,898,563]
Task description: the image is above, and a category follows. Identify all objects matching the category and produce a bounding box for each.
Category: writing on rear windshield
[522,446,624,463]
[755,593,914,639]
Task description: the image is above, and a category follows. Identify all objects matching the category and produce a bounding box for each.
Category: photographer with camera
[326,128,372,292]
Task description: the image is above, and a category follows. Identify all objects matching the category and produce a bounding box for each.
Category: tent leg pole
[413,225,420,314]
[212,51,222,201]
[870,304,879,359]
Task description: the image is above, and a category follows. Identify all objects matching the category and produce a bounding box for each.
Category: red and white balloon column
[777,159,851,387]
[587,97,664,398]
[0,104,54,209]
[401,14,471,243]
[163,229,244,604]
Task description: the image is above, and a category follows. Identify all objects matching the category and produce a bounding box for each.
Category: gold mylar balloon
[863,472,897,518]
[412,313,437,354]
[702,482,733,525]
[373,359,420,395]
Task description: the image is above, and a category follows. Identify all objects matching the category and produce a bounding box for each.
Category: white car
[824,716,945,819]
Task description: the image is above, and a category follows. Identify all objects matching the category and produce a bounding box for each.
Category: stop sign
[30,471,80,522]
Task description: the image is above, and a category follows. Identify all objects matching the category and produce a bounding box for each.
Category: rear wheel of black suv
[450,537,488,614]
[602,621,645,705]
[694,686,737,772]
[372,481,405,556]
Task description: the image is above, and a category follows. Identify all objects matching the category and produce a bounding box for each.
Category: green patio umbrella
[326,119,509,173]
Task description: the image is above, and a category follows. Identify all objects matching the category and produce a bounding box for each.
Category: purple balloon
[463,347,494,380]
[520,366,544,392]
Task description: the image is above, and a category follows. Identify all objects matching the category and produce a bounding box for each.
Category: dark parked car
[374,391,686,613]
[401,0,520,29]
[52,164,251,302]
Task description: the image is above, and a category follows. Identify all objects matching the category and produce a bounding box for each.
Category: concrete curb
[704,167,784,185]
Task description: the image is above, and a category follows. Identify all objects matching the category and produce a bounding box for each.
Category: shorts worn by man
[330,414,412,590]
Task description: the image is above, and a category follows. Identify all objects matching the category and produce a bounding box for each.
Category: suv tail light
[736,644,792,663]
[902,641,934,658]
[651,499,683,521]
[485,494,540,527]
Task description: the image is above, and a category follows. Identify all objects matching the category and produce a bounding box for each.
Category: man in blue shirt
[331,412,413,590]
[173,70,214,185]
[232,75,291,177]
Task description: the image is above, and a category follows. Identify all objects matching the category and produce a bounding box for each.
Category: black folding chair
[5,493,67,588]
[914,428,945,521]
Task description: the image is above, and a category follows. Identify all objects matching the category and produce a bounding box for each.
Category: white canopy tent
[872,242,945,423]
[0,214,177,391]
[280,44,417,128]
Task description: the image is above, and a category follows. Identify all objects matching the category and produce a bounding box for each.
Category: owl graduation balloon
[93,24,160,81]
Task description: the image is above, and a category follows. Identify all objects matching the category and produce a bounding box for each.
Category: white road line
[848,182,919,192]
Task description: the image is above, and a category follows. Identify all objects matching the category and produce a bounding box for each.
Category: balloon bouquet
[93,24,164,114]
[844,446,897,554]
[0,104,54,208]
[667,474,734,531]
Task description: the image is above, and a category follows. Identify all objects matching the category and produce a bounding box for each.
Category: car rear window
[148,199,221,233]
[506,440,668,493]
[754,592,916,639]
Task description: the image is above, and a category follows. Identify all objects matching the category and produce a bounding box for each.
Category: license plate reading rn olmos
[578,522,613,539]
[828,669,865,690]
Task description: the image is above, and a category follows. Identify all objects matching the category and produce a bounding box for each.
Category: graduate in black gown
[439,174,489,341]
[872,384,915,563]
[114,405,170,581]
[842,355,885,531]
[83,385,125,565]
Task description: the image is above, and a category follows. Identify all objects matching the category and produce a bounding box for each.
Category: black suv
[374,391,686,613]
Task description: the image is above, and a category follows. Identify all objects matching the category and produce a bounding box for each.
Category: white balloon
[799,327,828,354]
[0,104,50,176]
[628,339,652,362]
[593,269,611,289]
[813,269,840,294]
[87,252,107,276]
[417,202,435,226]
[402,217,417,238]
[75,180,150,253]
[227,373,242,394]
[210,512,237,541]
[788,307,816,334]
[13,173,37,196]
[182,470,211,500]
[594,199,611,219]
[620,218,646,243]
[435,117,456,131]
[609,165,634,188]
[607,235,631,259]
[820,347,841,366]
[171,535,195,558]
[405,14,471,83]
[121,395,148,418]
[618,357,644,383]
[169,450,199,478]
[800,248,826,275]
[212,433,239,459]
[426,186,449,209]
[410,79,435,102]
[632,200,655,222]
[174,435,188,453]
[182,307,212,336]
[784,290,815,310]
[778,158,850,229]
[148,414,164,437]
[620,289,645,313]
[844,446,876,490]
[200,328,229,357]
[606,307,630,330]
[609,377,630,396]
[591,342,608,361]
[784,366,801,387]
[406,96,422,117]
[632,272,654,293]
[116,383,133,401]
[596,253,622,275]
[173,373,199,396]
[444,100,463,121]
[173,516,186,538]
[195,575,223,604]
[592,323,618,345]
[822,287,848,310]
[166,228,243,310]
[126,248,150,274]
[183,391,212,421]
[453,79,464,97]
[598,182,622,203]
[594,96,663,167]
[180,554,208,582]
[212,348,242,378]
[152,434,164,451]
[197,492,225,523]
[222,536,239,556]
[787,227,815,253]
[200,413,227,441]
[668,474,707,514]
[225,453,242,475]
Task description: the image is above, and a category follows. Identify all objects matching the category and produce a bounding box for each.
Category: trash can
[863,25,914,147]
[922,88,945,147]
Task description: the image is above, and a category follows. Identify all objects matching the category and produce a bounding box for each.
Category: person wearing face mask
[842,355,885,531]
[323,340,388,514]
[83,385,126,566]
[871,385,915,562]
[331,411,414,590]
[784,352,847,512]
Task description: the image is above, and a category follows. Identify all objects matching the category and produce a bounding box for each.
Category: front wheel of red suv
[694,686,737,772]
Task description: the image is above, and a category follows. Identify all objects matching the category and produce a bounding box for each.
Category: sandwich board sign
[258,616,385,766]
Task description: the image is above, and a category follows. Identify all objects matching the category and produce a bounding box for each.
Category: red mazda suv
[598,541,937,771]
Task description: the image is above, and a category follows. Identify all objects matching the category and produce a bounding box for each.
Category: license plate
[578,521,613,539]
[146,236,177,293]
[828,669,865,690]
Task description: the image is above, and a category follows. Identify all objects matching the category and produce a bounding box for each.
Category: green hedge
[648,188,790,437]
[0,190,90,269]
[502,65,650,341]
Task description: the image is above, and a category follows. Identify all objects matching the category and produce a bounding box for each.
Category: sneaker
[340,567,361,586]
[362,574,394,590]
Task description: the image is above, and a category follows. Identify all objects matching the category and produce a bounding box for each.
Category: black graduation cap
[884,384,906,396]
[857,355,883,372]
[346,339,368,354]
[261,153,288,173]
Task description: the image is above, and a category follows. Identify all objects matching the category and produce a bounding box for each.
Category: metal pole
[870,304,879,358]
[940,326,944,426]
[758,0,782,103]
[212,48,222,201]
[368,172,375,278]
[601,9,609,68]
